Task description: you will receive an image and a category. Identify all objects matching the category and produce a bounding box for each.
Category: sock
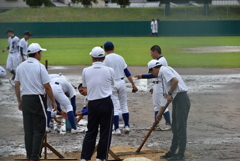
[163,111,171,125]
[10,70,15,79]
[67,111,76,130]
[154,111,158,122]
[47,111,52,128]
[122,113,129,127]
[113,115,119,130]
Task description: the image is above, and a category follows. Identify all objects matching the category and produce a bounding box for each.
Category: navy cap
[5,29,13,34]
[104,41,114,51]
[24,31,32,36]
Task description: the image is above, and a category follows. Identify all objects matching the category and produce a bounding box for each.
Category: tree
[117,0,130,8]
[72,0,98,7]
[24,0,52,7]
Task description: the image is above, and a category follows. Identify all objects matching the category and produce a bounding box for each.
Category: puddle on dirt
[183,46,240,53]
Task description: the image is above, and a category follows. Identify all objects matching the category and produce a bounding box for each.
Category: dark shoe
[160,152,175,159]
[167,153,185,160]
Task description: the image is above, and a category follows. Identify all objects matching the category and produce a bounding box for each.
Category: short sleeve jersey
[82,62,115,101]
[9,36,19,53]
[158,66,188,98]
[15,57,50,95]
[104,53,127,80]
[18,38,28,55]
[50,77,76,98]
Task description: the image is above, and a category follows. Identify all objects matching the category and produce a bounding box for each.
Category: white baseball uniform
[47,77,76,113]
[6,36,19,73]
[18,38,28,64]
[104,53,128,116]
[0,66,7,78]
[153,56,168,112]
[151,21,155,34]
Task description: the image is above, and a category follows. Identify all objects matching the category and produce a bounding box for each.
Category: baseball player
[2,29,19,86]
[150,19,155,36]
[135,45,171,131]
[80,46,115,161]
[0,66,7,84]
[18,31,32,64]
[147,60,190,160]
[103,41,138,135]
[46,77,83,134]
[76,83,88,124]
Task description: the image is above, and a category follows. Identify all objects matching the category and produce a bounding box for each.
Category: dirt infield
[0,65,240,161]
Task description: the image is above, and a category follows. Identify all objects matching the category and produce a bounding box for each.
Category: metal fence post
[80,6,82,21]
[142,6,144,21]
[227,6,229,19]
[38,6,40,22]
[185,6,186,20]
[101,7,103,21]
[122,7,124,21]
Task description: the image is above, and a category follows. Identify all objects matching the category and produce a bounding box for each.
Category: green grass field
[0,36,240,68]
[0,6,239,22]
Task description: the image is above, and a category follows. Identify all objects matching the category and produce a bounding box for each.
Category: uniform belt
[153,81,159,84]
[115,77,124,81]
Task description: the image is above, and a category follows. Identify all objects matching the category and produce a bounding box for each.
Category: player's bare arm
[167,77,178,103]
[14,81,22,111]
[44,83,57,111]
[127,76,138,93]
[135,74,142,79]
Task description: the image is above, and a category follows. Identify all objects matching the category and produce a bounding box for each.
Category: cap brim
[41,48,47,51]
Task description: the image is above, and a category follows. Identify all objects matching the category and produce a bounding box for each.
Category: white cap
[28,43,47,54]
[148,60,162,73]
[89,47,105,58]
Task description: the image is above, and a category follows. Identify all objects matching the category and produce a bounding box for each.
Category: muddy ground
[0,65,240,161]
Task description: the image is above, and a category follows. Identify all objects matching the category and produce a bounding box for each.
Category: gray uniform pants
[170,92,190,155]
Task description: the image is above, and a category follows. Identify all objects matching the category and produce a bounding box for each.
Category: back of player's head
[104,41,114,51]
[150,45,161,54]
[152,19,154,21]
[78,83,82,89]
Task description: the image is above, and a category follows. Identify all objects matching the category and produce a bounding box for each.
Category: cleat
[160,123,172,131]
[160,152,175,159]
[71,128,84,134]
[123,126,130,134]
[112,129,121,135]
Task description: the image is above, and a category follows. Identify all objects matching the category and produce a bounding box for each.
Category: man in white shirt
[18,31,32,63]
[15,43,57,161]
[104,41,138,135]
[135,45,171,131]
[81,47,115,161]
[147,60,190,160]
[154,19,159,36]
[2,29,19,86]
[150,19,155,36]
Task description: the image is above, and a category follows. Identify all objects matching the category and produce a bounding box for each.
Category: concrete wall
[0,0,28,8]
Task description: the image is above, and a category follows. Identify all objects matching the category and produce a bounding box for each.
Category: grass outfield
[0,6,240,22]
[0,36,240,68]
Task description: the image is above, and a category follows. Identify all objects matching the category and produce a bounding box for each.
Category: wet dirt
[0,65,240,161]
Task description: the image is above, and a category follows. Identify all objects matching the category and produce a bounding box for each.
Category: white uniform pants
[6,52,18,72]
[18,54,27,64]
[47,83,73,112]
[112,79,128,116]
[153,83,169,113]
[0,66,6,78]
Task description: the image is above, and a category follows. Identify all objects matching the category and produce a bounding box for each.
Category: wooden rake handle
[136,102,170,153]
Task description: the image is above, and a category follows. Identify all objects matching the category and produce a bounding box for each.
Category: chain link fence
[0,1,239,22]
